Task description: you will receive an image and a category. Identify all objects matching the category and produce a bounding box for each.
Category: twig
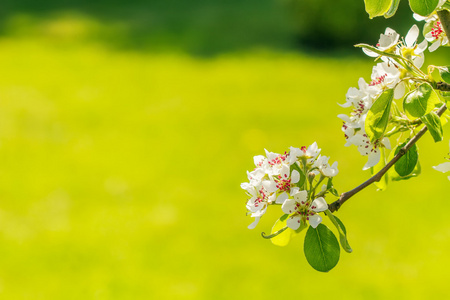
[329,103,447,212]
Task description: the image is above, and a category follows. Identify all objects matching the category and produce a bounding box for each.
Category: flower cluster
[414,1,449,52]
[338,25,429,170]
[241,143,338,230]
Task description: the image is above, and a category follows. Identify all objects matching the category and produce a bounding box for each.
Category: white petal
[415,40,428,54]
[338,102,352,108]
[413,13,427,21]
[290,187,299,195]
[281,198,297,214]
[433,162,450,173]
[429,40,441,52]
[280,164,290,179]
[246,196,258,212]
[253,155,265,167]
[242,183,258,198]
[394,82,405,99]
[382,137,391,150]
[405,25,419,47]
[262,180,277,193]
[311,197,328,213]
[347,133,366,147]
[240,182,251,190]
[286,215,301,230]
[308,214,322,228]
[413,53,424,68]
[327,161,339,177]
[363,150,381,170]
[362,48,379,57]
[337,114,351,122]
[251,205,267,217]
[247,217,260,229]
[293,190,308,203]
[267,193,276,204]
[291,169,300,184]
[276,192,289,204]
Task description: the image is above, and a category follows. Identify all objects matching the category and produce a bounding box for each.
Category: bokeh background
[0,0,449,299]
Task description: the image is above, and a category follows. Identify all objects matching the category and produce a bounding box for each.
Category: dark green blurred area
[0,0,415,55]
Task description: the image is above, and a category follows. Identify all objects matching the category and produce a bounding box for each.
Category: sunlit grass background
[0,2,449,299]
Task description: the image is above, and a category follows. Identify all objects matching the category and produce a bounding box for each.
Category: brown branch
[329,103,447,212]
[436,81,450,91]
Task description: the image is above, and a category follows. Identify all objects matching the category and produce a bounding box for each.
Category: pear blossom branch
[329,103,448,212]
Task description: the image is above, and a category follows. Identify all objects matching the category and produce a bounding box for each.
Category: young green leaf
[391,159,421,181]
[394,142,419,177]
[269,214,292,246]
[325,210,353,253]
[291,162,306,190]
[409,0,439,17]
[365,89,394,142]
[421,111,444,142]
[403,83,441,118]
[385,0,400,18]
[439,66,450,83]
[371,148,388,190]
[364,0,393,18]
[326,178,339,196]
[304,224,340,272]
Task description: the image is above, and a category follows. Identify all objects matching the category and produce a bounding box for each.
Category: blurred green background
[0,0,449,299]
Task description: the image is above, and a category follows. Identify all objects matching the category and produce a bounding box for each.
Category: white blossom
[244,183,276,229]
[313,155,339,177]
[363,27,400,57]
[264,149,291,176]
[288,142,321,164]
[281,191,328,229]
[347,132,391,170]
[264,164,300,204]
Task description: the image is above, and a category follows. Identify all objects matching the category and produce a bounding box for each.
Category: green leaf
[391,159,421,181]
[291,162,306,190]
[329,188,339,197]
[326,177,333,190]
[326,178,339,196]
[371,148,388,191]
[364,0,393,18]
[385,0,401,18]
[439,66,450,83]
[394,142,419,177]
[365,89,394,142]
[409,0,439,16]
[421,112,444,142]
[270,214,292,246]
[403,83,441,118]
[304,224,340,272]
[325,210,353,253]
